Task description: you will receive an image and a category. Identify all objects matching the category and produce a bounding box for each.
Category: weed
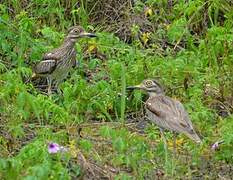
[0,0,232,179]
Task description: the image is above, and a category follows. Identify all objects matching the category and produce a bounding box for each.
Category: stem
[120,64,126,123]
[160,128,168,176]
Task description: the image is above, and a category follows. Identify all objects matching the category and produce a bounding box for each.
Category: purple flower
[48,142,68,154]
[211,140,224,151]
[211,142,219,150]
[48,143,60,154]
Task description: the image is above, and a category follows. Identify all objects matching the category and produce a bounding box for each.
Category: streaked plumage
[127,79,201,143]
[32,26,96,94]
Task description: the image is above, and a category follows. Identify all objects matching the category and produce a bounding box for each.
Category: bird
[127,79,201,156]
[32,26,97,94]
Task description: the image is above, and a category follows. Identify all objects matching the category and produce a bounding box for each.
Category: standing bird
[32,26,97,94]
[127,79,201,153]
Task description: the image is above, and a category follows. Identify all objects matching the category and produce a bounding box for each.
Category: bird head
[127,79,164,96]
[67,26,97,42]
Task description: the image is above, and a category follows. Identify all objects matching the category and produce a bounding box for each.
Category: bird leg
[47,77,52,95]
[55,81,63,95]
[160,128,168,175]
[172,133,178,176]
[173,133,177,158]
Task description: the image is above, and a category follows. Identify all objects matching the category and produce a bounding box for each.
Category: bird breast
[51,47,76,81]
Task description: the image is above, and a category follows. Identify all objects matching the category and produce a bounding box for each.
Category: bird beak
[126,84,144,90]
[78,32,97,38]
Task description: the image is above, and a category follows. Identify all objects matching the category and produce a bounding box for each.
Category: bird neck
[63,37,77,48]
[147,91,164,97]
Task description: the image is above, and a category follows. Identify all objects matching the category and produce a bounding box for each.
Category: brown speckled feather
[146,95,201,143]
[33,39,76,76]
[43,52,59,60]
[32,26,96,94]
[33,60,57,75]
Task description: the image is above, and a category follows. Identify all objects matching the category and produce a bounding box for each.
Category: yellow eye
[145,80,152,87]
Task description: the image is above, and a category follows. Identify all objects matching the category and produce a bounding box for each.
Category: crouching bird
[127,79,201,156]
[32,26,97,94]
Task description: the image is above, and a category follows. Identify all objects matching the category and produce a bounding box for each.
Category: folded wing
[33,59,57,75]
[146,95,201,143]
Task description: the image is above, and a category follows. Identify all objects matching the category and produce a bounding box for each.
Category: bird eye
[145,80,152,87]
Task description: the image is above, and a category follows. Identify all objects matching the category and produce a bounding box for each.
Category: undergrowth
[0,0,232,179]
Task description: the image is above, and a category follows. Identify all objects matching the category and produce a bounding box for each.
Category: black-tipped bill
[79,32,97,38]
[126,85,143,90]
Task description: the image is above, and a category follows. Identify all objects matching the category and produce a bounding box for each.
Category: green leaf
[99,126,113,138]
[113,137,126,152]
[79,139,93,152]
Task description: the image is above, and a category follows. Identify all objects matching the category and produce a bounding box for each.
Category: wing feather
[43,52,59,60]
[146,95,201,142]
[173,100,193,128]
[33,59,57,75]
[42,45,65,60]
[146,96,173,130]
[146,96,192,133]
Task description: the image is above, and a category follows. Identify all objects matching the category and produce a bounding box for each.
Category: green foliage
[99,126,155,177]
[214,116,233,162]
[0,140,70,179]
[79,139,93,152]
[0,0,232,179]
